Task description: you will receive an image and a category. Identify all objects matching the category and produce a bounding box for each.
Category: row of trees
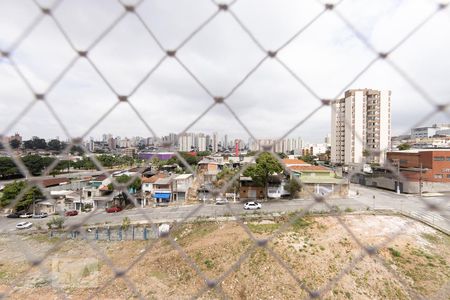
[150,151,211,171]
[0,154,136,179]
[0,181,43,211]
[1,137,86,154]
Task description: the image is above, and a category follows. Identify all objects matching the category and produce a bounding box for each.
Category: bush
[122,217,131,231]
[82,203,93,212]
[388,247,401,257]
[46,216,65,229]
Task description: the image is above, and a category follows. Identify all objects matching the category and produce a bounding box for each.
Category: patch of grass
[344,207,354,213]
[388,247,401,258]
[204,259,215,269]
[292,217,313,231]
[421,233,439,244]
[27,234,60,244]
[248,222,281,234]
[0,271,7,280]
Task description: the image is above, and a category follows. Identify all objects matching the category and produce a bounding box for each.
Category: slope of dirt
[0,214,449,299]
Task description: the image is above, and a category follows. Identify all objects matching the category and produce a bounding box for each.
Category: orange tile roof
[289,165,330,172]
[282,159,307,165]
[141,173,167,183]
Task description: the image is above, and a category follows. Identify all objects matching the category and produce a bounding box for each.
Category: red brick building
[387,150,450,183]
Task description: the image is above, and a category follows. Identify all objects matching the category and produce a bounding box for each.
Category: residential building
[355,149,450,193]
[197,134,207,152]
[153,175,176,203]
[178,133,195,152]
[82,175,113,209]
[411,123,450,139]
[331,89,391,165]
[288,165,348,198]
[173,174,194,201]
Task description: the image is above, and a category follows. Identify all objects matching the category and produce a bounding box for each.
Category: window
[434,156,445,161]
[434,174,443,179]
[447,157,450,161]
[447,174,450,179]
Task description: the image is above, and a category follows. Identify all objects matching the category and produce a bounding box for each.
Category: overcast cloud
[0,0,449,144]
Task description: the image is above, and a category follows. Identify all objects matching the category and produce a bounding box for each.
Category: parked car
[215,197,228,205]
[16,221,33,230]
[33,212,48,218]
[106,206,123,213]
[244,201,262,210]
[65,210,78,217]
[19,212,33,218]
[6,211,25,218]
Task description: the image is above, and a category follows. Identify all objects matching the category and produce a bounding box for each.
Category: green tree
[215,167,240,193]
[0,181,43,210]
[243,152,283,199]
[70,145,84,155]
[300,154,317,165]
[286,178,301,199]
[116,175,142,191]
[48,139,62,151]
[277,152,287,159]
[398,143,411,151]
[0,157,20,178]
[23,140,34,149]
[32,137,47,149]
[10,139,21,149]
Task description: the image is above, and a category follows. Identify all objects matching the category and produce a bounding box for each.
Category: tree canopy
[0,181,43,211]
[243,152,283,199]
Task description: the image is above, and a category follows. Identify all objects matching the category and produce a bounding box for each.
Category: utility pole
[394,159,400,194]
[419,163,423,197]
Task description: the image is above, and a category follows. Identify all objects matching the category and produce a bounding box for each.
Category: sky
[0,0,449,144]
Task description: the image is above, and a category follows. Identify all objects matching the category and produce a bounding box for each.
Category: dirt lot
[0,214,449,299]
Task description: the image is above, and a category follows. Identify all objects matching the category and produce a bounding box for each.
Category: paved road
[1,184,449,234]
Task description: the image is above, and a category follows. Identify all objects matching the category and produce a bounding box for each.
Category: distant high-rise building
[178,133,196,152]
[197,134,207,152]
[223,134,228,151]
[212,132,219,153]
[331,89,391,165]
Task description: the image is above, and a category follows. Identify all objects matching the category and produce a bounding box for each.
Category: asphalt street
[1,184,449,234]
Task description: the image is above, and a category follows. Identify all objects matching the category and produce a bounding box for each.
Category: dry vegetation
[0,214,449,300]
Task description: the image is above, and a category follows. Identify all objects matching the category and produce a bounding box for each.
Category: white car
[244,202,262,210]
[19,212,33,218]
[16,221,33,230]
[33,212,48,218]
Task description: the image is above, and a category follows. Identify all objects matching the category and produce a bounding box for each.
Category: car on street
[215,196,228,205]
[65,210,78,217]
[33,212,48,218]
[19,212,33,218]
[106,206,123,213]
[6,211,25,218]
[244,201,262,210]
[16,221,33,230]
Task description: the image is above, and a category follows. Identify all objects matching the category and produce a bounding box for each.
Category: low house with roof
[152,175,176,204]
[172,174,194,201]
[288,165,348,198]
[141,173,167,207]
[81,174,114,209]
[197,157,224,180]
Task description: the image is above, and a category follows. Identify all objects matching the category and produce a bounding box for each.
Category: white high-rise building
[212,132,219,153]
[331,89,391,165]
[178,133,195,152]
[197,134,207,152]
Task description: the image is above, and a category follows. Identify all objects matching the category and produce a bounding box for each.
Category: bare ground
[0,214,449,300]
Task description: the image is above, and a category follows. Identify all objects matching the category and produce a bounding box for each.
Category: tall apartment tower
[331,89,391,165]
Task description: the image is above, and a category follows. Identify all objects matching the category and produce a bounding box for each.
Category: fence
[0,0,449,299]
